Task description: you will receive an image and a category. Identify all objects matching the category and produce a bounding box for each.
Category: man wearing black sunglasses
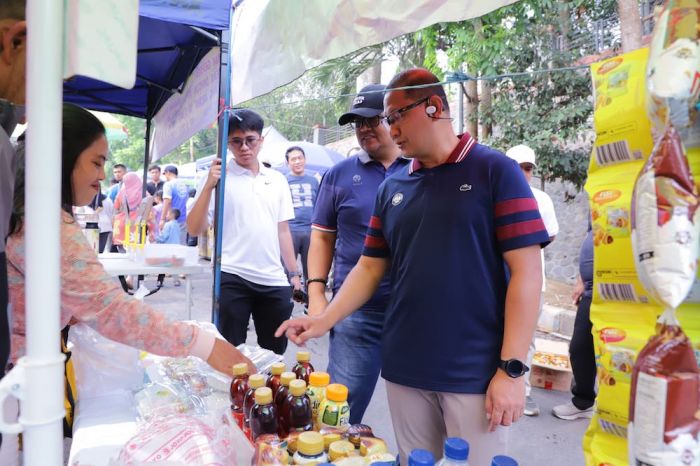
[306,83,407,424]
[277,69,549,465]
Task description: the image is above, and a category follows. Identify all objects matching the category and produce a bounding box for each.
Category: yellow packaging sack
[584,46,700,465]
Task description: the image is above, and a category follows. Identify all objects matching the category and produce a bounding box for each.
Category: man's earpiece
[425,105,437,116]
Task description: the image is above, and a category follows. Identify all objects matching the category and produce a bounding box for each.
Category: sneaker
[552,401,594,420]
[524,396,540,416]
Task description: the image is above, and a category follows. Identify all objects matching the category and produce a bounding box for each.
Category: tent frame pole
[142,119,152,197]
[3,0,66,464]
[211,8,234,326]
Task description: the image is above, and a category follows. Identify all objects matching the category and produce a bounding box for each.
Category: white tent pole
[22,0,66,463]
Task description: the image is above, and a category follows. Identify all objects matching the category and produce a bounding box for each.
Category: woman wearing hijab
[112,172,154,250]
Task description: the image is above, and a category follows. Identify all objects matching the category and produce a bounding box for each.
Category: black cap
[338,84,386,126]
[163,165,178,175]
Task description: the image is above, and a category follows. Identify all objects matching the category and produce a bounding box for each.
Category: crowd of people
[0,1,599,464]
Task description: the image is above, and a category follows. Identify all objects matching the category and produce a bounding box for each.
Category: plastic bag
[68,323,144,400]
[236,343,284,374]
[646,0,700,134]
[115,412,253,465]
[631,125,700,310]
[628,314,700,465]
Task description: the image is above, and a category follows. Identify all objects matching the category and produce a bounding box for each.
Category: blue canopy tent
[62,0,236,327]
[63,0,233,198]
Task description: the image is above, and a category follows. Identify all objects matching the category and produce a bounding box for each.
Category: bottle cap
[297,431,324,456]
[296,350,311,362]
[232,363,248,376]
[281,372,297,386]
[323,433,342,450]
[270,362,286,375]
[309,371,330,387]
[248,373,266,389]
[328,440,355,461]
[255,387,273,404]
[408,449,435,466]
[491,456,518,466]
[325,383,348,402]
[444,438,469,461]
[289,379,307,396]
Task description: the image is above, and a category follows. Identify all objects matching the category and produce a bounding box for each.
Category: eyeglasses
[229,136,261,149]
[349,116,382,130]
[382,96,430,126]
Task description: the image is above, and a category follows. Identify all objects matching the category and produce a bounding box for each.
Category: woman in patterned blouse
[6,103,254,375]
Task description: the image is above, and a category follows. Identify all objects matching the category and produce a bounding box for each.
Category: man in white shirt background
[187,109,302,354]
[506,144,559,417]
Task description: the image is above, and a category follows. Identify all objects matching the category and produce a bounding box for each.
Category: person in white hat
[505,144,559,417]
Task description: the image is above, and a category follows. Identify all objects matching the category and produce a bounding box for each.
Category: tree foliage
[419,0,619,190]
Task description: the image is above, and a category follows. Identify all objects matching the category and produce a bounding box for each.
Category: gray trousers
[386,381,509,466]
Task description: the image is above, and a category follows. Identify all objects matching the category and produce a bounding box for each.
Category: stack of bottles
[232,352,396,465]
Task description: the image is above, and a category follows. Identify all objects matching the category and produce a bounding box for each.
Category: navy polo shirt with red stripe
[362,133,550,393]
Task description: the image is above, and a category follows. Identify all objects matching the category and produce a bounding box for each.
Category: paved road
[143,265,589,465]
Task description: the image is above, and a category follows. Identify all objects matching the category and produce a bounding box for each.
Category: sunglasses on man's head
[349,116,382,130]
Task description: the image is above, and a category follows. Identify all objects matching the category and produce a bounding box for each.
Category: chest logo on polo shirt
[459,183,472,192]
[352,175,362,185]
[391,192,404,206]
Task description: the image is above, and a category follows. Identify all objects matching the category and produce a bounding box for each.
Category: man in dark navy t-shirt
[277,69,549,465]
[308,84,407,424]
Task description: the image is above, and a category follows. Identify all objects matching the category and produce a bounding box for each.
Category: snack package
[628,316,700,465]
[646,0,700,134]
[591,48,654,170]
[631,125,700,310]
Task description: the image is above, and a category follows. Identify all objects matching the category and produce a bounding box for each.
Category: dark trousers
[290,229,311,281]
[219,272,293,355]
[569,295,596,410]
[98,232,110,254]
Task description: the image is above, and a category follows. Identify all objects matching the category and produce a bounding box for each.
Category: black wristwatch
[498,359,530,378]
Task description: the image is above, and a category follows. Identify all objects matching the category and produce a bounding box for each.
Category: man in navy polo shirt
[277,68,548,465]
[307,83,406,424]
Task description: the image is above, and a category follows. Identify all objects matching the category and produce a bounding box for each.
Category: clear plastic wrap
[236,343,284,374]
[68,323,144,400]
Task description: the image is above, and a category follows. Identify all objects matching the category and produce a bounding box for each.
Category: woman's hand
[206,338,257,375]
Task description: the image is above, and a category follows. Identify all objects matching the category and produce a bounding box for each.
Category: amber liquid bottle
[243,373,266,439]
[292,350,315,383]
[281,379,313,435]
[266,362,286,396]
[250,387,279,441]
[274,372,297,436]
[229,363,249,428]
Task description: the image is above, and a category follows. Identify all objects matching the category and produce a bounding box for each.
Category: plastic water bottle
[409,449,435,466]
[437,438,469,466]
[491,455,518,466]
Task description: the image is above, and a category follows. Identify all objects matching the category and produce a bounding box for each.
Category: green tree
[418,0,619,190]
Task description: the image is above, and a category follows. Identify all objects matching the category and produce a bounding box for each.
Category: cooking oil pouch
[628,314,700,465]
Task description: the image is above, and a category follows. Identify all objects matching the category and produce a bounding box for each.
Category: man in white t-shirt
[187,109,302,354]
[506,144,559,417]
